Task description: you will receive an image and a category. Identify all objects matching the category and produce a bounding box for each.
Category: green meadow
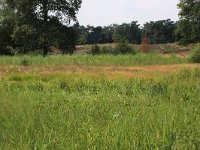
[0,62,200,149]
[0,54,187,66]
[1,0,200,148]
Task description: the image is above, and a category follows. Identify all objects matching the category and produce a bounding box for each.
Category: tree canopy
[177,0,200,44]
[1,0,200,55]
[143,20,177,44]
[1,0,82,55]
[73,20,176,46]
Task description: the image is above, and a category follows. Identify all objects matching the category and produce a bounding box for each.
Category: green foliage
[57,26,76,54]
[190,44,200,63]
[74,20,178,46]
[114,40,137,55]
[113,21,141,44]
[0,4,15,55]
[98,46,114,54]
[87,26,105,44]
[177,0,200,44]
[0,0,82,55]
[0,69,200,149]
[74,21,142,45]
[90,44,101,55]
[73,23,88,45]
[90,41,137,55]
[12,25,39,53]
[176,20,193,44]
[143,19,177,44]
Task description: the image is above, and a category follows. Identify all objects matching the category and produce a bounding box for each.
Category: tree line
[0,0,200,55]
[73,19,178,45]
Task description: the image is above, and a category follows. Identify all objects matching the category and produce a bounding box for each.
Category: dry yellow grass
[1,64,199,79]
[75,43,192,58]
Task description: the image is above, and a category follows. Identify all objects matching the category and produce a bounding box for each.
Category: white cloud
[77,0,180,26]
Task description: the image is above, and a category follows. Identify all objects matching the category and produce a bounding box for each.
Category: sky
[77,0,180,27]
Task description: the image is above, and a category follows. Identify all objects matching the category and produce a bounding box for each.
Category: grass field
[0,54,188,66]
[0,54,200,149]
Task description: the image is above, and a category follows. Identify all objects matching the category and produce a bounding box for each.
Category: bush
[90,41,137,55]
[101,46,114,54]
[190,44,200,63]
[90,44,101,55]
[114,40,137,55]
[140,36,150,53]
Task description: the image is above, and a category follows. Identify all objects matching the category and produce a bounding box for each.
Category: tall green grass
[0,54,187,66]
[0,69,200,149]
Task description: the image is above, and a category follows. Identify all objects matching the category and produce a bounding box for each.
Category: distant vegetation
[74,19,177,46]
[0,0,200,149]
[0,0,200,56]
[90,40,137,55]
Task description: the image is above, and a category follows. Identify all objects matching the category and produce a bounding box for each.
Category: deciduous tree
[177,0,200,44]
[5,0,82,55]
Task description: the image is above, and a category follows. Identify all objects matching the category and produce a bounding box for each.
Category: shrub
[140,36,150,53]
[90,44,101,55]
[101,46,114,54]
[114,40,137,55]
[90,42,137,55]
[190,44,200,63]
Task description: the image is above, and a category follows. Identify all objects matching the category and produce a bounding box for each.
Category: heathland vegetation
[0,0,200,149]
